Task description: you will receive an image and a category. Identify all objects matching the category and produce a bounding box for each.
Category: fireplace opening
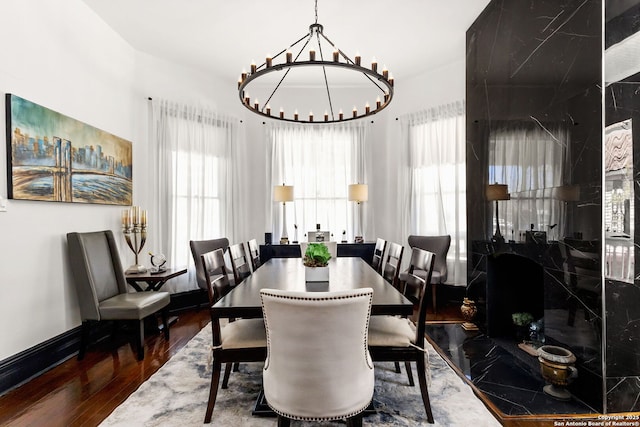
[486,253,544,338]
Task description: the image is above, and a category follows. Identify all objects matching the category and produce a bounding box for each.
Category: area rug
[100,325,501,426]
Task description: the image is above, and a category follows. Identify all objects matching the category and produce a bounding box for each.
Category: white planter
[305,266,329,283]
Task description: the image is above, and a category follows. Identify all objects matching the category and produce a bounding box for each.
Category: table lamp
[274,184,294,244]
[486,183,510,244]
[349,183,368,243]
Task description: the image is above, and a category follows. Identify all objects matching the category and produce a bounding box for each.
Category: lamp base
[126,264,147,274]
[279,237,289,245]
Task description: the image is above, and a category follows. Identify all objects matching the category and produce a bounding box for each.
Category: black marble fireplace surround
[465,0,640,414]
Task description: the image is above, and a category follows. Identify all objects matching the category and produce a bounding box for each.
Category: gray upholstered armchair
[67,230,170,360]
[406,235,451,313]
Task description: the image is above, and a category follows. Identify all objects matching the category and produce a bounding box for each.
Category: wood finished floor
[0,302,564,427]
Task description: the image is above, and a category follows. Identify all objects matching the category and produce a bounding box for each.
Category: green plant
[511,312,534,326]
[303,243,331,267]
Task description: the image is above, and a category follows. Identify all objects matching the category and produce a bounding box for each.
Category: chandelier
[238,0,394,124]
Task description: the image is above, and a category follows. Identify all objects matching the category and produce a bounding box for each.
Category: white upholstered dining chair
[260,288,374,427]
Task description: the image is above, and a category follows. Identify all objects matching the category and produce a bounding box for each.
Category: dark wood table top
[212,257,413,318]
[125,267,187,292]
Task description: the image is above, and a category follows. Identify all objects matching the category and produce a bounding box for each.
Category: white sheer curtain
[400,101,466,286]
[267,123,369,243]
[150,99,237,292]
[488,121,569,241]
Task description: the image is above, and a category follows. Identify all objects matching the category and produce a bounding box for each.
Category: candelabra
[121,206,148,274]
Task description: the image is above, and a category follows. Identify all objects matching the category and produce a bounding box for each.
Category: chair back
[371,238,387,273]
[383,242,404,289]
[260,288,374,421]
[412,250,435,346]
[229,242,252,284]
[408,235,451,284]
[200,249,233,306]
[247,238,261,271]
[404,247,433,303]
[189,238,229,290]
[67,230,128,321]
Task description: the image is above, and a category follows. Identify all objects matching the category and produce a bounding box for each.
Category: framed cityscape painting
[5,94,132,205]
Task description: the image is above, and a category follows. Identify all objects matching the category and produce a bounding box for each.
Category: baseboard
[0,289,208,396]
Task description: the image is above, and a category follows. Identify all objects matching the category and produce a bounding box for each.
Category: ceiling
[81,0,491,86]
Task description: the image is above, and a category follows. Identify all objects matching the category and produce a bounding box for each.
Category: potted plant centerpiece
[303,242,331,283]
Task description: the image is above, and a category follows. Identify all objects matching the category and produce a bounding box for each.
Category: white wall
[0,0,136,361]
[0,0,466,362]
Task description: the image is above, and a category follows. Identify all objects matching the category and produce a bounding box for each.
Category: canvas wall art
[5,94,132,205]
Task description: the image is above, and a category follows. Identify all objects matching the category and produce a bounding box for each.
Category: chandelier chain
[315,0,318,24]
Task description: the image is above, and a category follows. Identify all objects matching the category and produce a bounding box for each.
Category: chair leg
[221,362,232,389]
[78,321,91,360]
[233,362,240,372]
[135,319,145,361]
[204,359,222,423]
[404,361,415,386]
[161,309,170,340]
[347,413,364,427]
[416,355,434,423]
[394,361,401,373]
[277,415,291,427]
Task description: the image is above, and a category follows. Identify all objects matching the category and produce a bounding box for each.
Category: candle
[376,96,381,109]
[266,105,271,116]
[245,96,250,105]
[266,55,272,68]
[339,109,344,120]
[241,71,247,81]
[333,50,339,62]
[286,51,292,63]
[352,107,357,118]
[309,111,313,122]
[254,100,259,110]
[389,74,394,87]
[324,111,329,122]
[384,93,390,102]
[122,209,129,227]
[141,210,147,226]
[365,103,370,114]
[237,76,242,89]
[355,54,361,66]
[371,57,377,72]
[309,50,316,61]
[382,66,389,79]
[133,206,140,224]
[280,108,284,119]
[294,110,299,121]
[250,61,257,74]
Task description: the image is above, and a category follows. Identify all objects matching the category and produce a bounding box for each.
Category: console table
[259,242,375,264]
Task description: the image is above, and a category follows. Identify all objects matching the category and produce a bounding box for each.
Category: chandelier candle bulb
[141,210,147,226]
[250,61,257,74]
[280,108,284,119]
[382,67,389,79]
[254,100,259,110]
[266,105,271,116]
[339,110,344,120]
[309,50,316,61]
[371,58,377,72]
[353,107,357,118]
[355,54,361,65]
[333,50,339,62]
[324,111,328,122]
[309,112,313,122]
[286,51,292,63]
[294,110,299,121]
[376,97,381,109]
[365,103,370,114]
[389,75,394,87]
[241,71,247,81]
[266,56,272,68]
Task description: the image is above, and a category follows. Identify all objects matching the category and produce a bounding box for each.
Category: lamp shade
[274,185,294,202]
[486,183,510,201]
[348,184,369,202]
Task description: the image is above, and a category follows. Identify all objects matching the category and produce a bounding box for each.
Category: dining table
[211,256,413,415]
[212,256,413,319]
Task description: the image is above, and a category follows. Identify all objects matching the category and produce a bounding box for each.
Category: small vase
[460,298,479,331]
[538,345,578,400]
[305,266,329,283]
